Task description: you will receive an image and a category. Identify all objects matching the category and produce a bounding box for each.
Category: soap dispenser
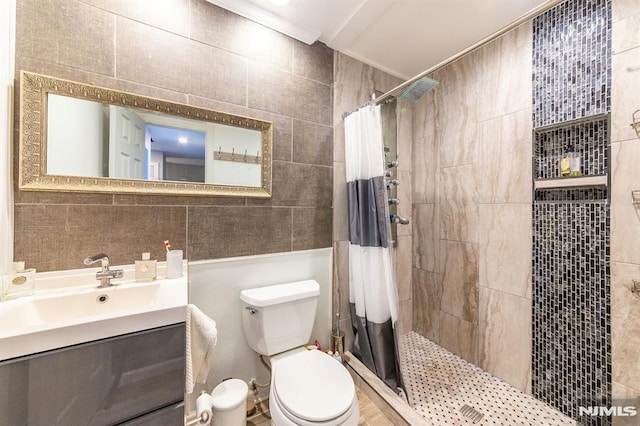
[135,252,157,282]
[2,261,36,300]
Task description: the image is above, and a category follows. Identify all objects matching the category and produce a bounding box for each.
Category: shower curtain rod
[372,0,567,106]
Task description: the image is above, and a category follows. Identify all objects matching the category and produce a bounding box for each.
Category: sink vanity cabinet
[0,266,189,425]
[0,323,185,426]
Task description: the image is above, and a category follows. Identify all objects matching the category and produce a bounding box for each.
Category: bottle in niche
[570,150,582,177]
[135,252,157,282]
[559,144,572,177]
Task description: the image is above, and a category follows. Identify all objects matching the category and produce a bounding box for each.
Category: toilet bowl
[240,280,359,426]
[269,349,359,426]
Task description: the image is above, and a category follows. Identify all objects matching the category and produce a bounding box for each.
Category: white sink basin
[0,263,188,361]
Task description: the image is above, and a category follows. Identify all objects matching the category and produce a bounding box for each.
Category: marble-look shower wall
[13,0,334,271]
[332,52,413,351]
[412,23,533,391]
[610,0,640,419]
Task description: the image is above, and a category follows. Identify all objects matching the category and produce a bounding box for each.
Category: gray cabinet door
[0,323,185,426]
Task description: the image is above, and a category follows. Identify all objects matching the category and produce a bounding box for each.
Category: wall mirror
[19,71,273,197]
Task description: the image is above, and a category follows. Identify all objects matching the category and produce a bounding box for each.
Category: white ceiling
[206,0,552,79]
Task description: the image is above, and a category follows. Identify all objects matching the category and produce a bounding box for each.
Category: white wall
[0,0,15,274]
[186,248,332,413]
[47,95,104,177]
[206,123,262,187]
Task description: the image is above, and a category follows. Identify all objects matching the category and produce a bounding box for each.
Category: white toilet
[240,280,359,426]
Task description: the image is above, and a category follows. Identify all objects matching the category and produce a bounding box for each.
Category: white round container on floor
[211,378,248,426]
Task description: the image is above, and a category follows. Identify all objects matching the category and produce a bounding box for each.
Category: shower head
[398,76,439,102]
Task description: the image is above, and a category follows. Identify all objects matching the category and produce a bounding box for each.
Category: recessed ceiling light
[178,137,188,144]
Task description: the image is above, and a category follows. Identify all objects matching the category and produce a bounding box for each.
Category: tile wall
[411,22,533,391]
[610,0,640,424]
[13,0,334,272]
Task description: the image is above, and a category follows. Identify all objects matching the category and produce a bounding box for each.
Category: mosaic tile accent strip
[532,1,611,424]
[532,197,611,426]
[532,0,612,128]
[534,115,609,180]
[400,332,575,426]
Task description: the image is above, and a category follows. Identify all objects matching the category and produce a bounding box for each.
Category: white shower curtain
[344,104,402,391]
[0,0,15,275]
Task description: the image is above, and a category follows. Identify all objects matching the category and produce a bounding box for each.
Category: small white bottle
[2,261,36,300]
[135,252,157,282]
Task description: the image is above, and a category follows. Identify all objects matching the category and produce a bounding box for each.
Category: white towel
[186,304,218,394]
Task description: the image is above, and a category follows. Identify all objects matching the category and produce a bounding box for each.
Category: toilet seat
[271,350,357,425]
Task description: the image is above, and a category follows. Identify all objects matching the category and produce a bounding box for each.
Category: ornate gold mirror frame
[19,71,273,197]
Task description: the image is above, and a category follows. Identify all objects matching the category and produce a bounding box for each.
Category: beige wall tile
[293,40,333,85]
[439,311,478,364]
[292,208,332,251]
[477,22,532,122]
[479,287,531,392]
[190,0,293,72]
[398,299,413,337]
[479,204,532,299]
[248,161,332,208]
[440,240,479,323]
[249,63,332,126]
[611,262,640,391]
[612,381,640,426]
[612,11,640,55]
[187,206,292,260]
[333,240,351,322]
[17,0,115,76]
[412,204,440,273]
[440,164,478,243]
[332,161,349,242]
[613,0,640,24]
[478,109,532,204]
[79,0,190,37]
[396,170,413,237]
[611,47,640,143]
[412,269,442,343]
[292,120,333,167]
[395,235,412,302]
[434,51,481,168]
[611,141,640,264]
[116,16,247,106]
[14,204,187,271]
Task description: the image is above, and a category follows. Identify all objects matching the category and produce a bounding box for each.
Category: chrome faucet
[83,253,124,288]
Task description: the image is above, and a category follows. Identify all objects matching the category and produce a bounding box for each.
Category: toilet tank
[240,280,320,356]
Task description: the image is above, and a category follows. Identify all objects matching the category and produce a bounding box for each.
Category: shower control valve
[390,214,410,225]
[386,179,400,188]
[388,198,400,205]
[387,160,399,168]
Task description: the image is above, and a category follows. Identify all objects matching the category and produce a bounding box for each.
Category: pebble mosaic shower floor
[400,332,576,425]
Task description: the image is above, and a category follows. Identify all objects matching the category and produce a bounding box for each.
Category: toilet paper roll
[195,392,214,426]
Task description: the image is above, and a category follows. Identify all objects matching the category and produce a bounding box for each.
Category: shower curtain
[344,104,403,391]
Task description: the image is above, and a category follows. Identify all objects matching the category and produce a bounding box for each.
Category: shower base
[400,332,575,425]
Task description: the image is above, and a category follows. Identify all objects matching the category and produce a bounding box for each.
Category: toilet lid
[273,350,355,422]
